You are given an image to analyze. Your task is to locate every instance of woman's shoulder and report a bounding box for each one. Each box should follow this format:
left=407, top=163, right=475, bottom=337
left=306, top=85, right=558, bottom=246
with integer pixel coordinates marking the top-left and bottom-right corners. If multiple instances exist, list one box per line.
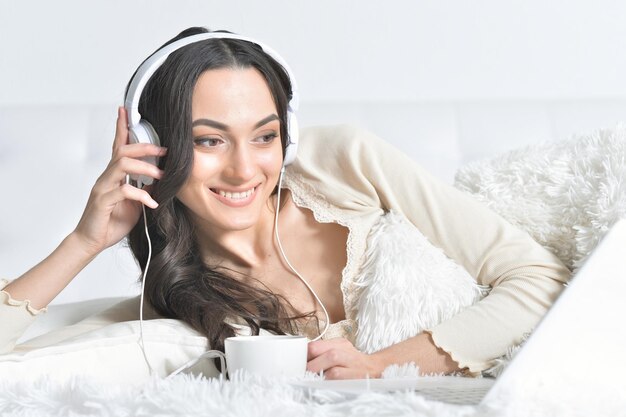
left=296, top=124, right=426, bottom=177
left=286, top=124, right=408, bottom=211
left=295, top=124, right=390, bottom=170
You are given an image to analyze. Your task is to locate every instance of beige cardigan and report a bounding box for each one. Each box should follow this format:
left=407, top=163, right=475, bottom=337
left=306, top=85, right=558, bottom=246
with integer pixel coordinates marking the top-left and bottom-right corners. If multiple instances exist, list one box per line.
left=0, top=125, right=571, bottom=373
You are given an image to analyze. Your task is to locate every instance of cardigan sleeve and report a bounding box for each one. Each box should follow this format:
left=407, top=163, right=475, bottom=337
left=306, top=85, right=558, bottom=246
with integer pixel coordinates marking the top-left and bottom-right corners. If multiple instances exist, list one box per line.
left=294, top=125, right=571, bottom=373
left=0, top=279, right=48, bottom=354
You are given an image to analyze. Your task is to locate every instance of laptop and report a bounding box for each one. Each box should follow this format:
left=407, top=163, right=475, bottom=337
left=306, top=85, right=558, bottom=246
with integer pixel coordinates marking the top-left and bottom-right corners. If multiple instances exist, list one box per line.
left=294, top=219, right=626, bottom=410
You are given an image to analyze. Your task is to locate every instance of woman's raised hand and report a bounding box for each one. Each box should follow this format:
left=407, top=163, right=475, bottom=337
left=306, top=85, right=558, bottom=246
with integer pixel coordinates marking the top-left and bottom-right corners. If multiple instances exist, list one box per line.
left=3, top=107, right=168, bottom=310
left=72, top=107, right=167, bottom=256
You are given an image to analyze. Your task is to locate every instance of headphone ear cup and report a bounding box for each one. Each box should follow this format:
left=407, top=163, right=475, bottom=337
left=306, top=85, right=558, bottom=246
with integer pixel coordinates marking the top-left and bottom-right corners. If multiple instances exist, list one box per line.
left=130, top=120, right=160, bottom=146
left=283, top=111, right=299, bottom=166
left=128, top=121, right=161, bottom=188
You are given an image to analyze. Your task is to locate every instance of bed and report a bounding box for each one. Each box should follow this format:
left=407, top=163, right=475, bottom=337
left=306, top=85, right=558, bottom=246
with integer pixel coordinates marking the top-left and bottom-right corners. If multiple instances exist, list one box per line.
left=1, top=105, right=625, bottom=416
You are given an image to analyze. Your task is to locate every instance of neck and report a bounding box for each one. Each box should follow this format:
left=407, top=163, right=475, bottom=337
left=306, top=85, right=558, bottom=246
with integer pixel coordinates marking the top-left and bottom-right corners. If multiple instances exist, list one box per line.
left=194, top=194, right=283, bottom=271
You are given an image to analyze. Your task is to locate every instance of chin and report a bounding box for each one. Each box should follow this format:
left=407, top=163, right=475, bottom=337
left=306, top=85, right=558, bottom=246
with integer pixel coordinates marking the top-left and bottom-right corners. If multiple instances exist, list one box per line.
left=218, top=215, right=260, bottom=232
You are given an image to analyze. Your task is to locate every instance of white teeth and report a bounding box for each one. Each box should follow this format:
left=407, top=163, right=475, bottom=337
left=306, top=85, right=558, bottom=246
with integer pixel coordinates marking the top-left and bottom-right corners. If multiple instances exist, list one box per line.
left=217, top=187, right=254, bottom=199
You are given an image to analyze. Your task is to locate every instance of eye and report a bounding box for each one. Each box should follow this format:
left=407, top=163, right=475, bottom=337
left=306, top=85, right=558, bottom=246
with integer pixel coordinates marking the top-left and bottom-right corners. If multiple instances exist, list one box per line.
left=254, top=132, right=278, bottom=144
left=194, top=137, right=223, bottom=147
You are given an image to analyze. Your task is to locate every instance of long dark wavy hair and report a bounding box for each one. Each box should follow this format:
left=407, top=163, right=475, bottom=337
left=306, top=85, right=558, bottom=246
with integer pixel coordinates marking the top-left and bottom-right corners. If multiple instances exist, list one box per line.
left=126, top=27, right=313, bottom=356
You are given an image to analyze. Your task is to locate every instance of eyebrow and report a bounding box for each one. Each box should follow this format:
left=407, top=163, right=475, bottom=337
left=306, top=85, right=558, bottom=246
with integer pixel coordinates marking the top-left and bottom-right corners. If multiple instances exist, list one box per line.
left=191, top=114, right=279, bottom=131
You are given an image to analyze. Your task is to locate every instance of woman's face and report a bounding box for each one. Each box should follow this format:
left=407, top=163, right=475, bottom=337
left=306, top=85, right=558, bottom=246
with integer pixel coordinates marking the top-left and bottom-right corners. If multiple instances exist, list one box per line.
left=177, top=67, right=284, bottom=234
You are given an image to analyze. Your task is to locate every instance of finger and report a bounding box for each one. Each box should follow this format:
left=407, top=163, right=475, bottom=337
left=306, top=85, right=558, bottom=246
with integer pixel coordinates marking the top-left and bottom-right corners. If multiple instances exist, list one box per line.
left=323, top=366, right=365, bottom=380
left=93, top=159, right=163, bottom=199
left=307, top=338, right=351, bottom=361
left=106, top=156, right=164, bottom=186
left=112, top=106, right=129, bottom=154
left=307, top=348, right=351, bottom=374
left=100, top=182, right=159, bottom=209
left=114, top=142, right=167, bottom=160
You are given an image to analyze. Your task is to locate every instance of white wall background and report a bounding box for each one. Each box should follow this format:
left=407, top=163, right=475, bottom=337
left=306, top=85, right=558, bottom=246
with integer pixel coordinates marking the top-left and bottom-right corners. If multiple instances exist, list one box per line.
left=3, top=0, right=626, bottom=104
left=1, top=0, right=626, bottom=304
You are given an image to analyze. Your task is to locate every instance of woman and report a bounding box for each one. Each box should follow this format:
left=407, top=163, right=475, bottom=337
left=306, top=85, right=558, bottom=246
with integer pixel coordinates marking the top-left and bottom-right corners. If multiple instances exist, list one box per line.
left=0, top=27, right=570, bottom=379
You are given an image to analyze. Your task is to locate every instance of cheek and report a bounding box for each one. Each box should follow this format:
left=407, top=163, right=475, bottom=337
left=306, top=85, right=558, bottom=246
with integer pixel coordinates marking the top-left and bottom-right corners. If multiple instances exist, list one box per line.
left=175, top=154, right=218, bottom=200
left=257, top=146, right=285, bottom=172
left=188, top=153, right=222, bottom=181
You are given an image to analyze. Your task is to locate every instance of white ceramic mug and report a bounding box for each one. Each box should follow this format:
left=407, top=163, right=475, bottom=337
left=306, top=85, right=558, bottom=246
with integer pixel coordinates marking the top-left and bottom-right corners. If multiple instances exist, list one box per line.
left=224, top=335, right=308, bottom=377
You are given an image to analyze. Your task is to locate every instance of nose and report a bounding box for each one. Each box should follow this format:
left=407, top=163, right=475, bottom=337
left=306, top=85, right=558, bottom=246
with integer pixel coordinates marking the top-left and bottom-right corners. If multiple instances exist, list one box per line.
left=224, top=142, right=255, bottom=183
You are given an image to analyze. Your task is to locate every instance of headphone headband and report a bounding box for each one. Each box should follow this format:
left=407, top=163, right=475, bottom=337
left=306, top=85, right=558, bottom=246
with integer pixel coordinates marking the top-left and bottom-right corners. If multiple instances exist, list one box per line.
left=124, top=31, right=299, bottom=128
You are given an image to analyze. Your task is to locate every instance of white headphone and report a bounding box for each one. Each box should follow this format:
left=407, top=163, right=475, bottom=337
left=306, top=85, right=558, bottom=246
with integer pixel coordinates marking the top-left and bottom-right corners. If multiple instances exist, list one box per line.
left=124, top=31, right=300, bottom=189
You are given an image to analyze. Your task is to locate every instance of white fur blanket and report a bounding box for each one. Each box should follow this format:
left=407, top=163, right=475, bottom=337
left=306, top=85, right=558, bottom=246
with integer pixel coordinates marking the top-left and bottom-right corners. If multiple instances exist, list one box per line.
left=2, top=125, right=625, bottom=417
left=0, top=368, right=615, bottom=417
left=454, top=123, right=626, bottom=272
left=1, top=372, right=476, bottom=417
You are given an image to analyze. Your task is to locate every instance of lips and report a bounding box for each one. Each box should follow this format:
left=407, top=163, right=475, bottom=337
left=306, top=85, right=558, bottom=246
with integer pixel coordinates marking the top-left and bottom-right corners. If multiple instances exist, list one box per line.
left=209, top=185, right=258, bottom=207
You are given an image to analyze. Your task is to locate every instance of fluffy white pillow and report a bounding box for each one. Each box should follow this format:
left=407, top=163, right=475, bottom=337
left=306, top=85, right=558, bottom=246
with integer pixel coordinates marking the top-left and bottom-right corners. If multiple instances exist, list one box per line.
left=454, top=124, right=626, bottom=271
left=0, top=319, right=219, bottom=384
left=16, top=297, right=128, bottom=344
left=354, top=210, right=487, bottom=354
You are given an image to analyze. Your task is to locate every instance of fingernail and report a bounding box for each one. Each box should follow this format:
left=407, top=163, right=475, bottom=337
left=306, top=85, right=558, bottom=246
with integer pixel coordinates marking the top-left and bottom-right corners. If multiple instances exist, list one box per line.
left=150, top=199, right=159, bottom=209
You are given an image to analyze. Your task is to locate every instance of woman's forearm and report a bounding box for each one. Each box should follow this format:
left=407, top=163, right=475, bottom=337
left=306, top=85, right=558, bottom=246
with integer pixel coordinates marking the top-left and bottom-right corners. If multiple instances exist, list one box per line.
left=3, top=232, right=99, bottom=310
left=307, top=332, right=463, bottom=379
left=372, top=332, right=463, bottom=376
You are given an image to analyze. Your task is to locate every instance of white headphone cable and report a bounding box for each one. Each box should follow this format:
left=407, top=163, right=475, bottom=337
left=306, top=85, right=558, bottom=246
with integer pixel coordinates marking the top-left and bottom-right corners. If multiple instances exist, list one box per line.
left=274, top=167, right=330, bottom=341
left=137, top=200, right=230, bottom=379
left=138, top=203, right=155, bottom=375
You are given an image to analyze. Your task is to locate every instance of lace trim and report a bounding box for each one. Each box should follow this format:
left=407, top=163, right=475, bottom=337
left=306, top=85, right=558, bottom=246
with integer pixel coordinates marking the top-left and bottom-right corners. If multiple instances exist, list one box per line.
left=423, top=329, right=482, bottom=377
left=321, top=319, right=357, bottom=344
left=0, top=279, right=48, bottom=316
left=282, top=171, right=369, bottom=331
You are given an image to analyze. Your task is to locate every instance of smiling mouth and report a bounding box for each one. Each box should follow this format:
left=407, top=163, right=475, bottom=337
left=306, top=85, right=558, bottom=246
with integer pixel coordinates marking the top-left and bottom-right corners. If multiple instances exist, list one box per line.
left=209, top=186, right=257, bottom=201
